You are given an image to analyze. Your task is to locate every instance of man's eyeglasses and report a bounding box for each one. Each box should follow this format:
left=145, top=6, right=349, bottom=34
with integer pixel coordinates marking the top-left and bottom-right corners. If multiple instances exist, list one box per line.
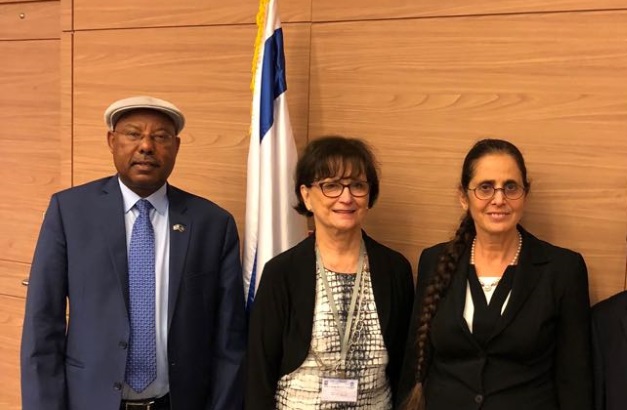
left=315, top=181, right=370, bottom=198
left=114, top=130, right=175, bottom=145
left=468, top=182, right=526, bottom=200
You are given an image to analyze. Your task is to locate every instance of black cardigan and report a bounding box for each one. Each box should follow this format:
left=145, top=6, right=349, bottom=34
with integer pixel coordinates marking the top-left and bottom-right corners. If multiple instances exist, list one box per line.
left=245, top=232, right=415, bottom=409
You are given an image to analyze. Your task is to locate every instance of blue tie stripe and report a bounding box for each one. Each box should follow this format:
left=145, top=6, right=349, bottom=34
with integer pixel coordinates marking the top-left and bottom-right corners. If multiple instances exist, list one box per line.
left=125, top=199, right=157, bottom=392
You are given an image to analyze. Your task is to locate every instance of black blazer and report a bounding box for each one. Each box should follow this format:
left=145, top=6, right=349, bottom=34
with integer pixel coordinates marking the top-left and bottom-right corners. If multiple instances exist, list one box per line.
left=398, top=227, right=593, bottom=410
left=591, top=291, right=627, bottom=410
left=245, top=232, right=415, bottom=409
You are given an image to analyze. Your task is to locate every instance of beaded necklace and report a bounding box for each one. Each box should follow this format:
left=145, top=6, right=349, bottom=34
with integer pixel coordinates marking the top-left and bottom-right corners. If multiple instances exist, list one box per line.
left=471, top=231, right=522, bottom=292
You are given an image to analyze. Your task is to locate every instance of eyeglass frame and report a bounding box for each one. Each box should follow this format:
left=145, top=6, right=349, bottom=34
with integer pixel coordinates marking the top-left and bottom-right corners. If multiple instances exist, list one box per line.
left=312, top=180, right=371, bottom=198
left=467, top=182, right=527, bottom=200
left=112, top=129, right=177, bottom=145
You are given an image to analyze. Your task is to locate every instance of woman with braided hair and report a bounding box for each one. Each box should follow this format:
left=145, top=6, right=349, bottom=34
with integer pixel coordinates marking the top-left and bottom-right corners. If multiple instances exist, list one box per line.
left=397, top=139, right=592, bottom=410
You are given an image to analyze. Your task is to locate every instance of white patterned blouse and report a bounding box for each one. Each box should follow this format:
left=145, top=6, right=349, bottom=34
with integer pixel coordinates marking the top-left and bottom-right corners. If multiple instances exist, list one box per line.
left=275, top=256, right=392, bottom=409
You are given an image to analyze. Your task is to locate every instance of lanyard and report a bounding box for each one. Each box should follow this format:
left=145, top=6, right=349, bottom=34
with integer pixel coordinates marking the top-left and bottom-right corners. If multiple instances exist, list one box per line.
left=315, top=240, right=366, bottom=367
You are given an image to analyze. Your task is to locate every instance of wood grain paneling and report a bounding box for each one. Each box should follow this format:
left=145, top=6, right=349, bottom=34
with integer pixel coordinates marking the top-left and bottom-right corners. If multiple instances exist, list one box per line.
left=313, top=0, right=627, bottom=22
left=0, top=295, right=25, bottom=410
left=74, top=0, right=310, bottom=30
left=0, top=40, right=62, bottom=264
left=0, top=1, right=59, bottom=40
left=72, top=23, right=310, bottom=236
left=0, top=0, right=44, bottom=3
left=61, top=0, right=72, bottom=31
left=309, top=12, right=627, bottom=303
left=0, top=260, right=29, bottom=299
left=61, top=32, right=73, bottom=187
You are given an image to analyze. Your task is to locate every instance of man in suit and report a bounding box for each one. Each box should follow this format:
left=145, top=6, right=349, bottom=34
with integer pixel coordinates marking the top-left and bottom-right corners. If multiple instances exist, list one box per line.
left=21, top=96, right=247, bottom=410
left=592, top=291, right=627, bottom=410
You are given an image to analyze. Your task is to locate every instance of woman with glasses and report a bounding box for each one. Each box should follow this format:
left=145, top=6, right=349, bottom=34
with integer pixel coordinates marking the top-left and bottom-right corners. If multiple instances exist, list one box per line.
left=398, top=139, right=592, bottom=410
left=246, top=135, right=414, bottom=409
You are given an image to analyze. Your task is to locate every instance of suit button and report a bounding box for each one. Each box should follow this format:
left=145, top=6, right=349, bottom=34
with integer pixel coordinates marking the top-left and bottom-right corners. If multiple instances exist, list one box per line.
left=113, top=382, right=122, bottom=391
left=474, top=394, right=484, bottom=404
left=119, top=341, right=128, bottom=349
left=169, top=361, right=176, bottom=367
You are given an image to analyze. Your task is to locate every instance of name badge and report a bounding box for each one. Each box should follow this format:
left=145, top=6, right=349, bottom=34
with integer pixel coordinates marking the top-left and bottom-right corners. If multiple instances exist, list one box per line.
left=321, top=377, right=359, bottom=403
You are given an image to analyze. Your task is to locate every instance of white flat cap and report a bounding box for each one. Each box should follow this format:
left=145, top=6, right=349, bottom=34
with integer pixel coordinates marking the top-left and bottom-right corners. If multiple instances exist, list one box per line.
left=104, top=96, right=185, bottom=134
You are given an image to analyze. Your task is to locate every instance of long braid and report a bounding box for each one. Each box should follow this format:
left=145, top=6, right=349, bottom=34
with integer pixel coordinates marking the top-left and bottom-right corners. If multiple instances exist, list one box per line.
left=404, top=213, right=475, bottom=409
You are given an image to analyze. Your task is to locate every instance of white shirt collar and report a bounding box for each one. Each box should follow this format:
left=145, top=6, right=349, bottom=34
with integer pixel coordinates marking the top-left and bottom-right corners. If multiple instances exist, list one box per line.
left=117, top=178, right=168, bottom=215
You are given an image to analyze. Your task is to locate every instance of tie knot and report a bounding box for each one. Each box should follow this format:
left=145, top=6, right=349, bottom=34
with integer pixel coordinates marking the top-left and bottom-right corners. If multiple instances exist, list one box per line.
left=135, top=199, right=153, bottom=216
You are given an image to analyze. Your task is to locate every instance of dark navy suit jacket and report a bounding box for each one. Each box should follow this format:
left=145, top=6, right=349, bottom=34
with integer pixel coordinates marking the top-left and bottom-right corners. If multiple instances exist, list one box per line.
left=21, top=176, right=246, bottom=410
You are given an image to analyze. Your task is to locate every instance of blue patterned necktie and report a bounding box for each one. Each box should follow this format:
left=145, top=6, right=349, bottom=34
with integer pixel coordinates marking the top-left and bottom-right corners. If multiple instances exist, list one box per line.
left=125, top=199, right=157, bottom=392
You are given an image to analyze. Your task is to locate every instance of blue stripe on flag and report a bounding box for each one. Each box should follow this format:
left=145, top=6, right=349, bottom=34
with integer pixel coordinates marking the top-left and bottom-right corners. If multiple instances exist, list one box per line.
left=246, top=254, right=258, bottom=312
left=259, top=27, right=287, bottom=140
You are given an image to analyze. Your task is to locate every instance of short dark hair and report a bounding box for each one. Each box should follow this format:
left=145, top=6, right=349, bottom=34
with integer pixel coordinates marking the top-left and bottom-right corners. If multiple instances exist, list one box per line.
left=294, top=135, right=380, bottom=216
left=461, top=138, right=531, bottom=193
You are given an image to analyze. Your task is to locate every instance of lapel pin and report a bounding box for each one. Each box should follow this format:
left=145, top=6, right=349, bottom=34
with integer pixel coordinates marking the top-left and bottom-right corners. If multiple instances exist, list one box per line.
left=172, top=224, right=185, bottom=233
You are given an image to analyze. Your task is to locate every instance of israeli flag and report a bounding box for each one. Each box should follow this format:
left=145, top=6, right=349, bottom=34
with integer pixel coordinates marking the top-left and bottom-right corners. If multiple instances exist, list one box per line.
left=243, top=0, right=307, bottom=309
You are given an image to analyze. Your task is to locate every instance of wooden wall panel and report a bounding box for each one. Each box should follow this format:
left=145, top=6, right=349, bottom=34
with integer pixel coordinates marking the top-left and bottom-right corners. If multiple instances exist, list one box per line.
left=0, top=1, right=59, bottom=40
left=61, top=32, right=73, bottom=187
left=73, top=0, right=310, bottom=30
left=0, top=0, right=43, bottom=3
left=309, top=12, right=627, bottom=303
left=61, top=0, right=72, bottom=31
left=0, top=40, right=62, bottom=264
left=72, top=23, right=311, bottom=235
left=313, top=0, right=627, bottom=22
left=0, top=4, right=60, bottom=408
left=0, top=261, right=29, bottom=299
left=0, top=296, right=25, bottom=410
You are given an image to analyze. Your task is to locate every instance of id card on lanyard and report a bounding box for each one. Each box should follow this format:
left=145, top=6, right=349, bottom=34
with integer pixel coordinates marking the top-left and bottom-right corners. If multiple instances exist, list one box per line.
left=321, top=378, right=359, bottom=403
left=316, top=240, right=366, bottom=403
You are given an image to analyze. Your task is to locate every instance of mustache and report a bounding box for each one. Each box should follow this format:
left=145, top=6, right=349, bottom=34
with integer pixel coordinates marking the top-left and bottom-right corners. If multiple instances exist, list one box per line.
left=131, top=156, right=159, bottom=166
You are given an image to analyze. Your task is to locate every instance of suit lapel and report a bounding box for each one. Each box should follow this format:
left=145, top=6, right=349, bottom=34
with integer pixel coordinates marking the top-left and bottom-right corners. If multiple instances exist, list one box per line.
left=620, top=306, right=627, bottom=342
left=366, top=234, right=391, bottom=335
left=99, top=177, right=130, bottom=312
left=490, top=228, right=546, bottom=340
left=450, top=247, right=481, bottom=347
left=166, top=185, right=191, bottom=328
left=291, top=235, right=317, bottom=344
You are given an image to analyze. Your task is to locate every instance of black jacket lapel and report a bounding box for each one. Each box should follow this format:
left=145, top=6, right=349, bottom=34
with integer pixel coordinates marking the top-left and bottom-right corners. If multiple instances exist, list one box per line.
left=490, top=227, right=546, bottom=341
left=365, top=233, right=391, bottom=336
